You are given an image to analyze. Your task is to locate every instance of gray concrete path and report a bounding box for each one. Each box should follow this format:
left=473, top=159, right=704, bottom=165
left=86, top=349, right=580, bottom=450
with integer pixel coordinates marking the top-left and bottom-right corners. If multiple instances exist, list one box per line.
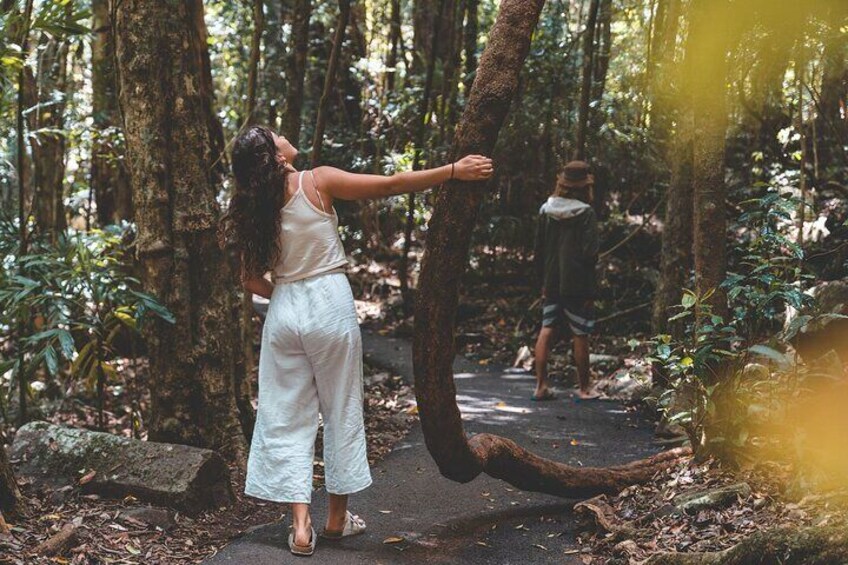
left=205, top=330, right=661, bottom=564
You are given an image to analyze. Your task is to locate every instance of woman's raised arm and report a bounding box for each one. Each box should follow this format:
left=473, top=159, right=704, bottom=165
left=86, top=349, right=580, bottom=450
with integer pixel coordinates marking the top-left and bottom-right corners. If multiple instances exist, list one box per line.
left=313, top=155, right=493, bottom=201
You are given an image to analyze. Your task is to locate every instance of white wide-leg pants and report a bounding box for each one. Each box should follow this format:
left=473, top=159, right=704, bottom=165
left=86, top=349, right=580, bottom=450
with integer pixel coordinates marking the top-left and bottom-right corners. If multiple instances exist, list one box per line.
left=244, top=272, right=372, bottom=503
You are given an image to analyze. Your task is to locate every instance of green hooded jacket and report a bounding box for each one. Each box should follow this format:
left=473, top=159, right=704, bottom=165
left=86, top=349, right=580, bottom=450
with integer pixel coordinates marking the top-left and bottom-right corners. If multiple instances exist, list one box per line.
left=534, top=196, right=599, bottom=300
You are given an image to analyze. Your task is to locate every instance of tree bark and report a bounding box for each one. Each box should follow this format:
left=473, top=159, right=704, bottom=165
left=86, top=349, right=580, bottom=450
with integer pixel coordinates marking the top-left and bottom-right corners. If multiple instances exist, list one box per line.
left=282, top=0, right=311, bottom=145
left=91, top=0, right=132, bottom=225
left=32, top=7, right=72, bottom=239
left=0, top=442, right=26, bottom=519
left=647, top=0, right=681, bottom=150
left=573, top=0, right=600, bottom=160
left=817, top=3, right=848, bottom=170
left=114, top=0, right=248, bottom=463
left=311, top=0, right=350, bottom=167
left=412, top=0, right=687, bottom=496
left=689, top=0, right=731, bottom=317
left=651, top=0, right=691, bottom=335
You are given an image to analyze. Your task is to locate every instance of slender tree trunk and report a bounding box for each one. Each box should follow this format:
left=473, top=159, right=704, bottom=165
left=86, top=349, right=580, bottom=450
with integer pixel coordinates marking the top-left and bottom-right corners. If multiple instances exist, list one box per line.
left=399, top=0, right=447, bottom=315
left=573, top=0, right=600, bottom=160
left=591, top=0, right=612, bottom=106
left=32, top=6, right=72, bottom=239
left=246, top=0, right=264, bottom=125
left=386, top=0, right=402, bottom=92
left=235, top=0, right=266, bottom=443
left=311, top=0, right=350, bottom=167
left=91, top=0, right=132, bottom=225
left=412, top=0, right=687, bottom=495
left=463, top=0, right=478, bottom=94
left=15, top=0, right=35, bottom=429
left=114, top=0, right=248, bottom=463
left=282, top=0, right=311, bottom=144
left=690, top=0, right=731, bottom=318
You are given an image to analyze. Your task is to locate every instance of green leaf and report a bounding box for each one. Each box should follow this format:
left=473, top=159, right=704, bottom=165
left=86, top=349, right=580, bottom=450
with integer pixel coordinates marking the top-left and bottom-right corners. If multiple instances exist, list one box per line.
left=749, top=344, right=791, bottom=367
left=44, top=345, right=59, bottom=376
left=681, top=292, right=696, bottom=309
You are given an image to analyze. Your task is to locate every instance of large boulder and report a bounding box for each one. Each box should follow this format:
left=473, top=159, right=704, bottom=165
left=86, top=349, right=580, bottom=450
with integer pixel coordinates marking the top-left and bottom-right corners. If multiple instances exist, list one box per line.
left=11, top=421, right=233, bottom=514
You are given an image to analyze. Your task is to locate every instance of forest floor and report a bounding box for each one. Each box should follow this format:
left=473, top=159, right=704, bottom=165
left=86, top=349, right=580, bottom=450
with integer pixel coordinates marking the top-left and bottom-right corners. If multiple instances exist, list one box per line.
left=6, top=259, right=846, bottom=563
left=2, top=361, right=417, bottom=565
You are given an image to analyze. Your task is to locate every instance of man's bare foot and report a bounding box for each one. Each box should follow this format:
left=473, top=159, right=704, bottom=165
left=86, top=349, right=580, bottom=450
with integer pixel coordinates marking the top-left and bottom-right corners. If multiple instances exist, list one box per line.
left=576, top=388, right=600, bottom=400
left=532, top=387, right=555, bottom=401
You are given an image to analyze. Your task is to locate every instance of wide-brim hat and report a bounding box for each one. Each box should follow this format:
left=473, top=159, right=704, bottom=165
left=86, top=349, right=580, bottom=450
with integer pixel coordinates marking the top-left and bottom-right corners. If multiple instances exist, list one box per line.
left=559, top=160, right=594, bottom=188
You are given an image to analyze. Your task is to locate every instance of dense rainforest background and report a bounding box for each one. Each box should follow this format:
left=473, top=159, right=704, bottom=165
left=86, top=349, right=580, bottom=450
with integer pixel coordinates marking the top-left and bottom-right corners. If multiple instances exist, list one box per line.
left=0, top=0, right=847, bottom=563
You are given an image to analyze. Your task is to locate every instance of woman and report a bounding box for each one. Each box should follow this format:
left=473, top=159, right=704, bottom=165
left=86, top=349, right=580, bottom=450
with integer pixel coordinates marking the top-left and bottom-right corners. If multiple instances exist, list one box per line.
left=220, top=125, right=493, bottom=556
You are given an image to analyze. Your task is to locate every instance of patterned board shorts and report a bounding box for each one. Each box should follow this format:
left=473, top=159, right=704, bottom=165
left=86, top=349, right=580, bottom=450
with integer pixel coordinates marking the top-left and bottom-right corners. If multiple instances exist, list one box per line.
left=541, top=299, right=596, bottom=336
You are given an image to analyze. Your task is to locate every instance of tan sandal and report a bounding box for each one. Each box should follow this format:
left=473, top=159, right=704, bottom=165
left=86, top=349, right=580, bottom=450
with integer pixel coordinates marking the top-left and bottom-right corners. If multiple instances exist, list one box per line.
left=288, top=526, right=316, bottom=556
left=321, top=510, right=367, bottom=540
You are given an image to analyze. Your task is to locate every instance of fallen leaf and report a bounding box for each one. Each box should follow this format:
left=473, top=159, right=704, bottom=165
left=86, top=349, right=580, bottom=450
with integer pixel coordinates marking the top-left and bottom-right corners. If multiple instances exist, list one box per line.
left=378, top=510, right=392, bottom=514
left=383, top=536, right=404, bottom=544
left=79, top=470, right=97, bottom=485
left=533, top=544, right=549, bottom=551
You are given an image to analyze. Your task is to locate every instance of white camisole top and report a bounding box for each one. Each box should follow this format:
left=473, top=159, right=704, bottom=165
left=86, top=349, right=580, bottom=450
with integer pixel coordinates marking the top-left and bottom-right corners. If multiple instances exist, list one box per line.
left=272, top=170, right=348, bottom=283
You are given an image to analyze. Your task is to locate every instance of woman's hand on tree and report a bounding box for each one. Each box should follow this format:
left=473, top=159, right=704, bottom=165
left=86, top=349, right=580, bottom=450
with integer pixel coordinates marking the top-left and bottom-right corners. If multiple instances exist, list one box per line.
left=453, top=155, right=494, bottom=181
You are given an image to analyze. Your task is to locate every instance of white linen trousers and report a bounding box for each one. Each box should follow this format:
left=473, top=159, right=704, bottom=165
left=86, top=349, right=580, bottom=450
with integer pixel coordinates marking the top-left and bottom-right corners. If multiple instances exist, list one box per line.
left=244, top=272, right=372, bottom=503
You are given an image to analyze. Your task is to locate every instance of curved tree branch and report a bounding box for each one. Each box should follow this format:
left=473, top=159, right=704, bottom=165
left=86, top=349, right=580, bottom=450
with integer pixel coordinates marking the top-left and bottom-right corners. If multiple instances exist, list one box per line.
left=412, top=0, right=688, bottom=499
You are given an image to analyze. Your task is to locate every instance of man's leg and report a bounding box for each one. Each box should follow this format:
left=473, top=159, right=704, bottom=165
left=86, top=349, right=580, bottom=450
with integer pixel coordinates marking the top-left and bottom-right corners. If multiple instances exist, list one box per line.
left=534, top=326, right=558, bottom=398
left=572, top=334, right=598, bottom=399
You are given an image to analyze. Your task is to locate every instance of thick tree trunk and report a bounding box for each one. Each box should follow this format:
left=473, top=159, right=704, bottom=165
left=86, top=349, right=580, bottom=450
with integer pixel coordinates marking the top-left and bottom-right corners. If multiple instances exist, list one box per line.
left=114, top=0, right=248, bottom=463
left=690, top=0, right=731, bottom=317
left=647, top=0, right=681, bottom=149
left=311, top=0, right=350, bottom=167
left=0, top=442, right=26, bottom=519
left=573, top=0, right=600, bottom=160
left=652, top=117, right=693, bottom=335
left=32, top=14, right=71, bottom=239
left=412, top=0, right=687, bottom=496
left=651, top=1, right=691, bottom=335
left=91, top=0, right=132, bottom=226
left=817, top=4, right=848, bottom=170
left=282, top=0, right=311, bottom=145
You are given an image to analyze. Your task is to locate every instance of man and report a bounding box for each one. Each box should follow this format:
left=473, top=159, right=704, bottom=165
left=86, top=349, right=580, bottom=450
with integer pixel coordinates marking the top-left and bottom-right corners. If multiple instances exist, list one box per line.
left=532, top=160, right=600, bottom=401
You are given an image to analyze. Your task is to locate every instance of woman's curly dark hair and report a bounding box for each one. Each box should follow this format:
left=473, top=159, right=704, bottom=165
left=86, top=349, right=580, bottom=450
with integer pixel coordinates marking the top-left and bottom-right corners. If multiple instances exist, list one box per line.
left=219, top=125, right=288, bottom=279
